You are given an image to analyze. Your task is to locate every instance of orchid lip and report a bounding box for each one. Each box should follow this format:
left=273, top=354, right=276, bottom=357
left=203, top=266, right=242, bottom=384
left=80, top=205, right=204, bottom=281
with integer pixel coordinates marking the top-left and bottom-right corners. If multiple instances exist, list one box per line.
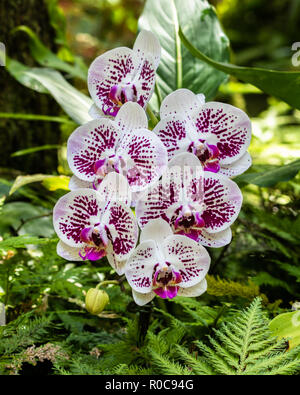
left=152, top=264, right=182, bottom=299
left=189, top=141, right=221, bottom=173
left=79, top=224, right=109, bottom=261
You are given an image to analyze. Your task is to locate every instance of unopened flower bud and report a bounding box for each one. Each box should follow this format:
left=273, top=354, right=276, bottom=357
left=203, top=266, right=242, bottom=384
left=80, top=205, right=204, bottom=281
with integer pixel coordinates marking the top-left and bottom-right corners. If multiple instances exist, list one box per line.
left=85, top=288, right=109, bottom=315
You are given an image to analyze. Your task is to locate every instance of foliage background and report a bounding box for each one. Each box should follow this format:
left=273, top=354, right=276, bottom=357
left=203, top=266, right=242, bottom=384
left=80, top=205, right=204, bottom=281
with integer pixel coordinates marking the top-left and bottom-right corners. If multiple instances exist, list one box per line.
left=0, top=0, right=299, bottom=375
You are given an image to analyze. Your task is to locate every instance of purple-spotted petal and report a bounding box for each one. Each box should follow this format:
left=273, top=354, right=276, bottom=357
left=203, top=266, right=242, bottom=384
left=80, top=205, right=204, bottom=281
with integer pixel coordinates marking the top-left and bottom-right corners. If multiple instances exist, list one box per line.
left=102, top=202, right=138, bottom=259
left=106, top=247, right=127, bottom=275
left=153, top=117, right=189, bottom=160
left=56, top=241, right=82, bottom=262
left=113, top=101, right=148, bottom=132
left=133, top=29, right=161, bottom=70
left=192, top=227, right=232, bottom=248
left=88, top=47, right=135, bottom=114
left=160, top=89, right=205, bottom=119
left=134, top=57, right=156, bottom=109
left=162, top=235, right=210, bottom=288
left=202, top=172, right=242, bottom=233
left=69, top=175, right=94, bottom=191
left=124, top=240, right=159, bottom=293
left=53, top=188, right=103, bottom=247
left=135, top=176, right=182, bottom=228
left=117, top=128, right=168, bottom=192
left=96, top=173, right=131, bottom=207
left=219, top=151, right=252, bottom=178
left=132, top=289, right=155, bottom=306
left=178, top=278, right=207, bottom=297
left=193, top=102, right=251, bottom=165
left=67, top=118, right=119, bottom=181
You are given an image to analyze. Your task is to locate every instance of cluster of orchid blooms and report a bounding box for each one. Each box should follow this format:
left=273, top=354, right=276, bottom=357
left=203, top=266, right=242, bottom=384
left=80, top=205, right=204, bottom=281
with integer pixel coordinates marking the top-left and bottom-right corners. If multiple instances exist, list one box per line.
left=53, top=30, right=252, bottom=306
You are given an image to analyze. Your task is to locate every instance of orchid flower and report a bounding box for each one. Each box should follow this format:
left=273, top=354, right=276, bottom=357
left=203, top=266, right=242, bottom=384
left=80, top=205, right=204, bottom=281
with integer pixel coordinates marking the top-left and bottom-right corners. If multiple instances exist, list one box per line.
left=53, top=174, right=138, bottom=275
left=67, top=102, right=168, bottom=195
left=124, top=219, right=210, bottom=306
left=136, top=152, right=243, bottom=248
left=88, top=30, right=161, bottom=118
left=153, top=88, right=252, bottom=177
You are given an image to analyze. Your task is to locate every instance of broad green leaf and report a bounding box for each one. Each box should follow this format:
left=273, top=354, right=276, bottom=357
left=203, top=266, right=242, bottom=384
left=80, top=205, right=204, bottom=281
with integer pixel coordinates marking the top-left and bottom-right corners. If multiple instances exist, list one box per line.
left=269, top=311, right=300, bottom=350
left=9, top=174, right=70, bottom=195
left=138, top=0, right=229, bottom=111
left=235, top=159, right=300, bottom=187
left=6, top=59, right=92, bottom=124
left=13, top=26, right=87, bottom=80
left=0, top=202, right=54, bottom=238
left=179, top=27, right=300, bottom=110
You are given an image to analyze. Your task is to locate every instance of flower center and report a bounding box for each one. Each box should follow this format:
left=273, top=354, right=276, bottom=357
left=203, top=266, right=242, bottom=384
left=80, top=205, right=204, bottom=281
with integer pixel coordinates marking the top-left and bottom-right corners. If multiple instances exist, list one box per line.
left=171, top=204, right=205, bottom=240
left=152, top=263, right=182, bottom=299
left=189, top=140, right=220, bottom=173
left=103, top=83, right=138, bottom=116
left=93, top=155, right=127, bottom=189
left=79, top=223, right=108, bottom=261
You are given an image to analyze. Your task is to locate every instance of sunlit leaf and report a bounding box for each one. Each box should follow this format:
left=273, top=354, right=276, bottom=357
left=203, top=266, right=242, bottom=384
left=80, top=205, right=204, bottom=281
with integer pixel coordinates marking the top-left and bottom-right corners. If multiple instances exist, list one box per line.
left=179, top=27, right=300, bottom=110
left=9, top=174, right=70, bottom=195
left=6, top=59, right=92, bottom=124
left=269, top=311, right=300, bottom=350
left=42, top=175, right=70, bottom=191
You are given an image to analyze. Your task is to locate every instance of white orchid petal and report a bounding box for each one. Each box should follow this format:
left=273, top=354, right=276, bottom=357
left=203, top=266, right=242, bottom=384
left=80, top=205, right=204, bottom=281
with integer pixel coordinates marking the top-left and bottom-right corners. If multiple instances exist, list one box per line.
left=132, top=289, right=156, bottom=306
left=88, top=104, right=104, bottom=119
left=196, top=227, right=232, bottom=248
left=53, top=188, right=104, bottom=247
left=88, top=47, right=135, bottom=113
left=56, top=241, right=82, bottom=261
left=69, top=175, right=93, bottom=191
left=153, top=116, right=189, bottom=160
left=96, top=173, right=131, bottom=206
left=125, top=240, right=159, bottom=293
left=160, top=89, right=203, bottom=119
left=178, top=278, right=207, bottom=297
left=114, top=101, right=148, bottom=132
left=163, top=235, right=210, bottom=288
left=101, top=201, right=138, bottom=260
left=219, top=151, right=252, bottom=178
left=193, top=101, right=251, bottom=165
left=67, top=118, right=119, bottom=181
left=202, top=172, right=243, bottom=233
left=118, top=128, right=168, bottom=192
left=140, top=218, right=173, bottom=244
left=133, top=29, right=161, bottom=70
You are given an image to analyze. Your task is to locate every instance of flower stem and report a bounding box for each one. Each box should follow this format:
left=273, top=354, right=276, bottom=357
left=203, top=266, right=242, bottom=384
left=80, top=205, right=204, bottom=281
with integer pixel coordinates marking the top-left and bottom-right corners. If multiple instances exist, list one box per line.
left=146, top=104, right=159, bottom=128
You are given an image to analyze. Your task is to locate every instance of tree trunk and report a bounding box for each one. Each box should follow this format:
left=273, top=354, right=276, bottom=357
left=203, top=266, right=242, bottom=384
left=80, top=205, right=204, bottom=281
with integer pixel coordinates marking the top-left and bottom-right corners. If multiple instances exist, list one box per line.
left=0, top=0, right=62, bottom=174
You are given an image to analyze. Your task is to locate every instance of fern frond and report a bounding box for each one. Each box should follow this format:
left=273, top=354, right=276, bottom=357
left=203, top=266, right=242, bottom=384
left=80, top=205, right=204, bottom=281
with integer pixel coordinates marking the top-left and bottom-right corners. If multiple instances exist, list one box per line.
left=175, top=298, right=300, bottom=375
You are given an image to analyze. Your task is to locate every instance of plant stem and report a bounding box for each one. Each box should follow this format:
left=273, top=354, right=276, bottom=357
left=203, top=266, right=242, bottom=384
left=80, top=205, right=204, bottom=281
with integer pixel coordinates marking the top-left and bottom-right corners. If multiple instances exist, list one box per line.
left=146, top=104, right=159, bottom=128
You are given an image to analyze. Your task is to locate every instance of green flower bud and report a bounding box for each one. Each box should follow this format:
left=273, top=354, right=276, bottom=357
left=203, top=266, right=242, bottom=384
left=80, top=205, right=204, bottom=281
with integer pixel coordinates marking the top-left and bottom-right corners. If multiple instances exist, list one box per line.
left=85, top=288, right=109, bottom=315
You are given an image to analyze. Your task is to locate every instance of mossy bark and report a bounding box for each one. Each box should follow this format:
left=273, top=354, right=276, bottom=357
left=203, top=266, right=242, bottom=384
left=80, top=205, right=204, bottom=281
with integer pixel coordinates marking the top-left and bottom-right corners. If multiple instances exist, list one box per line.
left=0, top=0, right=62, bottom=174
